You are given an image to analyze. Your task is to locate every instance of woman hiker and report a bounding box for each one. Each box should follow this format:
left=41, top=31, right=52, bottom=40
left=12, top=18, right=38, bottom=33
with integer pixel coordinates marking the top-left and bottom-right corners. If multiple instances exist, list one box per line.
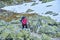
left=20, top=16, right=28, bottom=29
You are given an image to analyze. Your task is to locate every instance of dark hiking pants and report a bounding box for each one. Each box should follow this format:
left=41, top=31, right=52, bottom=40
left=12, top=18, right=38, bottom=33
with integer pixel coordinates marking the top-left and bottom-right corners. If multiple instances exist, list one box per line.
left=22, top=24, right=27, bottom=29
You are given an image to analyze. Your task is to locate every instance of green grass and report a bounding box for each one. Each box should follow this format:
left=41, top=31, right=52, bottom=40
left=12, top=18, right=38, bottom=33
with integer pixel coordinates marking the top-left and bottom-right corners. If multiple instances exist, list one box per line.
left=31, top=2, right=38, bottom=6
left=42, top=0, right=54, bottom=3
left=26, top=9, right=34, bottom=12
left=45, top=11, right=58, bottom=16
left=0, top=12, right=60, bottom=40
left=46, top=5, right=52, bottom=7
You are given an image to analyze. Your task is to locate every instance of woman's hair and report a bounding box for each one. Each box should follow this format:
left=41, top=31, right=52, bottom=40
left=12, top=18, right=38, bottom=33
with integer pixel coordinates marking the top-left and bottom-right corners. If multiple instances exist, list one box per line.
left=22, top=16, right=26, bottom=19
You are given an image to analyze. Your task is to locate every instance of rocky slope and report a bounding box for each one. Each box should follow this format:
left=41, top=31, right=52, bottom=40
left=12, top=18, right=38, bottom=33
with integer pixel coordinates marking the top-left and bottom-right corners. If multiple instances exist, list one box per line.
left=0, top=9, right=60, bottom=40
left=0, top=0, right=60, bottom=40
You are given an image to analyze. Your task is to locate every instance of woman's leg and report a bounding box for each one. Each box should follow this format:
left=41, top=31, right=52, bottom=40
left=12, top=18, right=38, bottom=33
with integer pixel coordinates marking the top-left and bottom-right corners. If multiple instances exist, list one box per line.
left=22, top=24, right=24, bottom=29
left=25, top=24, right=27, bottom=28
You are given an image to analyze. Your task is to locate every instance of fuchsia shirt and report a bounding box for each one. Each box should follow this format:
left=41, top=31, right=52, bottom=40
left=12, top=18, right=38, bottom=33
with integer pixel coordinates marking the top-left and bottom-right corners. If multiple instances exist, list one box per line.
left=22, top=18, right=27, bottom=25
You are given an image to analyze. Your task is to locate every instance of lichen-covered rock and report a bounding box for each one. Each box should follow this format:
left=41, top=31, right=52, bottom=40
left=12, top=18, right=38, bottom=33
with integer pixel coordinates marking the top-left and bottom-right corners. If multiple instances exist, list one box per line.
left=41, top=33, right=51, bottom=40
left=56, top=32, right=60, bottom=37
